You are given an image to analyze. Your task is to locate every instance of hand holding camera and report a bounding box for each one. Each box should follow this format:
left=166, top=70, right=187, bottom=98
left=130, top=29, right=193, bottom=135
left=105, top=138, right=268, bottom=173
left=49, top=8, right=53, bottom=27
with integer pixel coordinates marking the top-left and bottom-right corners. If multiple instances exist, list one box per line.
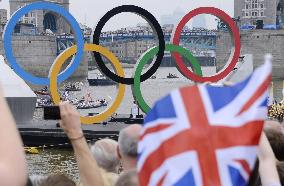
left=58, top=102, right=83, bottom=140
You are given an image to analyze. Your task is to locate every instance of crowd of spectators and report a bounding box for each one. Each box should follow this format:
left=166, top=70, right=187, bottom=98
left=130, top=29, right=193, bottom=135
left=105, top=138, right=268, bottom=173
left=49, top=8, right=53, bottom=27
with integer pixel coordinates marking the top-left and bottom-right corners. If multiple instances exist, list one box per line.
left=1, top=82, right=284, bottom=186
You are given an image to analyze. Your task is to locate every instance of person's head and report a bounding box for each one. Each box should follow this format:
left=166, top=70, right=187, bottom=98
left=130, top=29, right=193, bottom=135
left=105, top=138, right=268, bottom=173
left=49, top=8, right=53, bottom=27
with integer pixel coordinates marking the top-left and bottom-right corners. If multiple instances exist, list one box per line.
left=90, top=138, right=120, bottom=173
left=115, top=169, right=139, bottom=186
left=117, top=124, right=142, bottom=171
left=38, top=174, right=75, bottom=186
left=265, top=129, right=284, bottom=161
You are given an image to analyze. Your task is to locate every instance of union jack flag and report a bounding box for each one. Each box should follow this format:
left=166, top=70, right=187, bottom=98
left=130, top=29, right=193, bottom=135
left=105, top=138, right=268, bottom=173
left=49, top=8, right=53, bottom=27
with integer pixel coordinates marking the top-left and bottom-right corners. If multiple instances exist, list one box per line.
left=138, top=61, right=272, bottom=186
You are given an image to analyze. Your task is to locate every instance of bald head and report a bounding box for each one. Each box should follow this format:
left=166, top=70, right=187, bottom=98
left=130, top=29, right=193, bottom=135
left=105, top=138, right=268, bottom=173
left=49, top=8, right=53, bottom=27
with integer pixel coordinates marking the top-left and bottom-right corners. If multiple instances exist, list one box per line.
left=91, top=139, right=119, bottom=172
left=118, top=124, right=142, bottom=158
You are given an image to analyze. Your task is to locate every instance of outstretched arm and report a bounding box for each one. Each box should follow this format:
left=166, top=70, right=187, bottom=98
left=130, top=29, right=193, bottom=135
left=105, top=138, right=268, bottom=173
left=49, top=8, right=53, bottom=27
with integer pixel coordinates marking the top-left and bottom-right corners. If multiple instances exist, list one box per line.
left=258, top=132, right=281, bottom=186
left=0, top=87, right=27, bottom=186
left=59, top=102, right=104, bottom=186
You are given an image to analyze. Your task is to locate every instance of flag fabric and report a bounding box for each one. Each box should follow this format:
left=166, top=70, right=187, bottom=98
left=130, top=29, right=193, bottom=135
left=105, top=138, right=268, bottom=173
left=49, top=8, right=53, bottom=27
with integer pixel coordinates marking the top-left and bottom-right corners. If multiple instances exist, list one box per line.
left=138, top=61, right=272, bottom=186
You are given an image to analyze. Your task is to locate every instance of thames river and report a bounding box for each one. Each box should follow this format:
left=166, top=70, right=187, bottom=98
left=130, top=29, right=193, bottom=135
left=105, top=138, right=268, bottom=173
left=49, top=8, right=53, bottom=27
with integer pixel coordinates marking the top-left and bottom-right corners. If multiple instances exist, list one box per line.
left=27, top=67, right=216, bottom=181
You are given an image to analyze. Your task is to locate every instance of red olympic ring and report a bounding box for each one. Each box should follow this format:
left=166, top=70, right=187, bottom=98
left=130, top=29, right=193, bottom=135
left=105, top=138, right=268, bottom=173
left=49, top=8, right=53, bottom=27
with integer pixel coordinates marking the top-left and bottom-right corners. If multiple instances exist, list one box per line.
left=172, top=7, right=241, bottom=83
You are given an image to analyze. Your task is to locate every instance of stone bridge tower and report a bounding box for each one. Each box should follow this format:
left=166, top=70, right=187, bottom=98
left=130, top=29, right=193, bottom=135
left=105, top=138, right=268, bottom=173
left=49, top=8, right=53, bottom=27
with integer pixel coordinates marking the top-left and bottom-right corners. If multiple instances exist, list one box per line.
left=0, top=0, right=87, bottom=81
left=234, top=0, right=284, bottom=28
left=9, top=0, right=71, bottom=34
left=216, top=0, right=284, bottom=101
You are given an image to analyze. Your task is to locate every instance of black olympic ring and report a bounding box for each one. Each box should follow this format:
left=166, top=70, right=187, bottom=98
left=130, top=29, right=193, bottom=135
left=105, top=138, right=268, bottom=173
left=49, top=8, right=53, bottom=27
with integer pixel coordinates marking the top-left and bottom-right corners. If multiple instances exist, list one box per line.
left=93, top=5, right=165, bottom=85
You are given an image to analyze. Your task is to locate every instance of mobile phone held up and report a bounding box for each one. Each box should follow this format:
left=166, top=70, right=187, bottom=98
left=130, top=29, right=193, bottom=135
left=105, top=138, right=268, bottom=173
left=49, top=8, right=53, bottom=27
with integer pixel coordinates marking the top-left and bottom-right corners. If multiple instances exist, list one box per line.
left=44, top=106, right=61, bottom=120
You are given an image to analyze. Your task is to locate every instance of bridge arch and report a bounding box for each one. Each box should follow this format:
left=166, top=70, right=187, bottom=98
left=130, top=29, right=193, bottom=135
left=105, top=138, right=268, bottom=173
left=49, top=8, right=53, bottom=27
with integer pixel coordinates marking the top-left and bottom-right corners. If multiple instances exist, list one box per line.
left=43, top=12, right=57, bottom=32
left=277, top=0, right=284, bottom=26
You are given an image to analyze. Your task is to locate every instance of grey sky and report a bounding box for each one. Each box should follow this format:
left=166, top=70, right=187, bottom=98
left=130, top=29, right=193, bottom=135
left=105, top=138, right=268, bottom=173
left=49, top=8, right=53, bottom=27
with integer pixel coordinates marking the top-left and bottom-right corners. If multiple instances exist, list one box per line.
left=0, top=0, right=234, bottom=31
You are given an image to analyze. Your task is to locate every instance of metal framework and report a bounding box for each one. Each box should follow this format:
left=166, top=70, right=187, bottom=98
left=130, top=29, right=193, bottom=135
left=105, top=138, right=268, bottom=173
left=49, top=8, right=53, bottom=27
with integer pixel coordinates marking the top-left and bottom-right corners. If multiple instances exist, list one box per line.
left=56, top=30, right=217, bottom=55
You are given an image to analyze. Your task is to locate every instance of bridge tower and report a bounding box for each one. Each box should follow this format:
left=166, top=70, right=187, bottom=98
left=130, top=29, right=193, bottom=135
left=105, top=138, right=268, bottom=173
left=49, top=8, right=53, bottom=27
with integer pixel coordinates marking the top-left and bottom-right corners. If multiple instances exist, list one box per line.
left=9, top=0, right=71, bottom=34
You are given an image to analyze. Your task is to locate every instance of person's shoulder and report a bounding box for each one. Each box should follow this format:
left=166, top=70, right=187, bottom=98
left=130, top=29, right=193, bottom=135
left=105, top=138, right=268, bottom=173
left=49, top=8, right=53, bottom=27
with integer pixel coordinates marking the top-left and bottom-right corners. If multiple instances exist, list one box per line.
left=100, top=169, right=119, bottom=186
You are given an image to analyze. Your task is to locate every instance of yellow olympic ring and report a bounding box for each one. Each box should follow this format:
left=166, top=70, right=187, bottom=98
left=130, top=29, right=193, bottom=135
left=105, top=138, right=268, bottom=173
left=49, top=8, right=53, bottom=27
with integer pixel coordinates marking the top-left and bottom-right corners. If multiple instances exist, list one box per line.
left=49, top=44, right=126, bottom=124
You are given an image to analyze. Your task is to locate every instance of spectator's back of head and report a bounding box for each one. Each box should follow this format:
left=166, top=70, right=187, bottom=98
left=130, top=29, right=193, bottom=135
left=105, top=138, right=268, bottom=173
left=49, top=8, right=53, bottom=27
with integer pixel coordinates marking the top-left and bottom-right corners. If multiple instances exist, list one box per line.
left=115, top=169, right=139, bottom=186
left=90, top=138, right=119, bottom=173
left=265, top=129, right=284, bottom=161
left=118, top=124, right=142, bottom=158
left=39, top=174, right=75, bottom=186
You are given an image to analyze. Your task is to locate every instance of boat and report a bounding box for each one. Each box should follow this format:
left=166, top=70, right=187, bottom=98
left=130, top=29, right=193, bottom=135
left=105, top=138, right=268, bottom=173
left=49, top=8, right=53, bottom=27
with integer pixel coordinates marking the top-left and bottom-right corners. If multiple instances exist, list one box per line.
left=65, top=86, right=81, bottom=91
left=34, top=91, right=49, bottom=96
left=36, top=98, right=53, bottom=108
left=64, top=82, right=83, bottom=91
left=24, top=147, right=39, bottom=154
left=76, top=101, right=108, bottom=109
left=88, top=73, right=116, bottom=86
left=67, top=98, right=81, bottom=105
left=150, top=75, right=157, bottom=79
left=34, top=86, right=49, bottom=95
left=63, top=98, right=86, bottom=106
left=167, top=73, right=179, bottom=79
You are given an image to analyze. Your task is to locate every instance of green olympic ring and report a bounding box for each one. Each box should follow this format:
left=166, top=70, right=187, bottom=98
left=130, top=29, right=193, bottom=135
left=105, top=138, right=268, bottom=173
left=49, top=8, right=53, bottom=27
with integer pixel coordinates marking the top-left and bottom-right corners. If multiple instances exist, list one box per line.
left=132, top=43, right=203, bottom=113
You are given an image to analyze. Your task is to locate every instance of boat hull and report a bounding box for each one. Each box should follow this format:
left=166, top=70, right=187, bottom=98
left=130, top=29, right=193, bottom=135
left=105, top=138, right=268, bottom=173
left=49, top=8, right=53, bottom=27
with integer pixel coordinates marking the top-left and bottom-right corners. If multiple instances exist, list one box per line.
left=77, top=103, right=107, bottom=109
left=87, top=79, right=116, bottom=86
left=166, top=76, right=179, bottom=79
left=64, top=88, right=81, bottom=91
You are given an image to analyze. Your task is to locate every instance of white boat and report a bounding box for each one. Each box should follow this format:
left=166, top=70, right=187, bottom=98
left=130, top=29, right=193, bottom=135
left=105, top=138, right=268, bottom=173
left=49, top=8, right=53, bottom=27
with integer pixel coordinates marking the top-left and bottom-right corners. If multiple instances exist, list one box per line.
left=76, top=100, right=108, bottom=109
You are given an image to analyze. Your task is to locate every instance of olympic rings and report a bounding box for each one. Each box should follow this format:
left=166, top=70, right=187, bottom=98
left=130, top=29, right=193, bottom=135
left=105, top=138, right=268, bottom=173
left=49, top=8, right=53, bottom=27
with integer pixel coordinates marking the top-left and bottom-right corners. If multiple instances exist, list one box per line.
left=93, top=5, right=165, bottom=85
left=49, top=44, right=126, bottom=124
left=132, top=44, right=203, bottom=113
left=3, top=2, right=84, bottom=85
left=172, top=7, right=241, bottom=83
left=3, top=3, right=241, bottom=122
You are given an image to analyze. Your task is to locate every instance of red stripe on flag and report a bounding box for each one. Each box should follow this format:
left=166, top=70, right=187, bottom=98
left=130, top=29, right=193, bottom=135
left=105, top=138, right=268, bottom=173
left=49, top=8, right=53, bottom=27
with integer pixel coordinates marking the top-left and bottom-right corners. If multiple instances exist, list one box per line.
left=140, top=123, right=172, bottom=140
left=157, top=172, right=167, bottom=186
left=235, top=160, right=251, bottom=176
left=181, top=86, right=222, bottom=186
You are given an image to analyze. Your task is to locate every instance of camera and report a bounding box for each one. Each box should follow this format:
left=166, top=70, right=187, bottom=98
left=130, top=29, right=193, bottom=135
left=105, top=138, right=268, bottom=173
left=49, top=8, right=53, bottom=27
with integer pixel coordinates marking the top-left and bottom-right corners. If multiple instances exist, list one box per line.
left=44, top=106, right=61, bottom=120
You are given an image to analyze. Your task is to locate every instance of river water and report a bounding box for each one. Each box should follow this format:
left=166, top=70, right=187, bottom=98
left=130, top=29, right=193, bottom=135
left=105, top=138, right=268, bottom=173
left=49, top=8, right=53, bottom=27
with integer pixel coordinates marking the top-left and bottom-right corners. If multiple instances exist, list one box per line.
left=27, top=67, right=216, bottom=181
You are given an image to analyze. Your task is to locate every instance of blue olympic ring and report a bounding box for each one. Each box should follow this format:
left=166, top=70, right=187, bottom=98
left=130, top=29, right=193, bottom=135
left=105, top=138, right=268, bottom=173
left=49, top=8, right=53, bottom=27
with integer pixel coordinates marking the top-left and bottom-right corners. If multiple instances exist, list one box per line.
left=3, top=2, right=84, bottom=85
